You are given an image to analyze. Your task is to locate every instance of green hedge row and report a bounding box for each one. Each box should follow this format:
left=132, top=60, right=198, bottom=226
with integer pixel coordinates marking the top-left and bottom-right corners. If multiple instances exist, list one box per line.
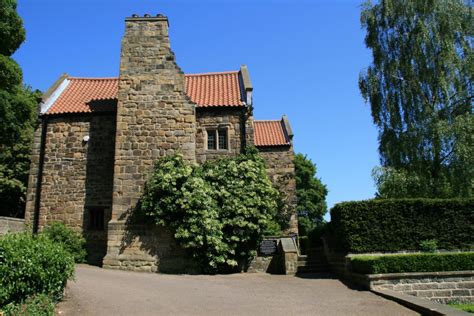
left=328, top=199, right=473, bottom=253
left=350, top=252, right=474, bottom=274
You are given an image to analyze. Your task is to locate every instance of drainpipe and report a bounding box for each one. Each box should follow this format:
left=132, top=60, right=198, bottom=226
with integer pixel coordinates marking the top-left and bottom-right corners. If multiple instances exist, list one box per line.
left=33, top=117, right=48, bottom=234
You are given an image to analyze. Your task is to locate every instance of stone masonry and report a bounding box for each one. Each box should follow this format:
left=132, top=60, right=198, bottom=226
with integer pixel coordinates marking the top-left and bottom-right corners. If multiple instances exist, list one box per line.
left=196, top=108, right=249, bottom=163
left=369, top=271, right=474, bottom=304
left=103, top=15, right=197, bottom=270
left=25, top=114, right=116, bottom=264
left=259, top=146, right=298, bottom=233
left=0, top=217, right=25, bottom=235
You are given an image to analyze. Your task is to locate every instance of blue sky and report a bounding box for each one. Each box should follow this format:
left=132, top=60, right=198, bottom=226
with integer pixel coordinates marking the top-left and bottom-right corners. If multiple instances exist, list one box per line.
left=14, top=0, right=379, bottom=217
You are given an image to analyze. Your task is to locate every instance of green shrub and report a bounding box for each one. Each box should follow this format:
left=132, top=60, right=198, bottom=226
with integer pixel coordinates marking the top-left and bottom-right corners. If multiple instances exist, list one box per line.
left=328, top=199, right=473, bottom=253
left=2, top=294, right=55, bottom=316
left=42, top=222, right=87, bottom=263
left=350, top=252, right=474, bottom=274
left=0, top=232, right=75, bottom=307
left=419, top=239, right=438, bottom=253
left=141, top=149, right=283, bottom=273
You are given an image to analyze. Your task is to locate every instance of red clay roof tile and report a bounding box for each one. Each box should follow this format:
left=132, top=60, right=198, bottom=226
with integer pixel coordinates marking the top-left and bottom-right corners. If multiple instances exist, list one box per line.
left=185, top=71, right=244, bottom=107
left=46, top=77, right=118, bottom=115
left=254, top=120, right=291, bottom=147
left=44, top=71, right=244, bottom=115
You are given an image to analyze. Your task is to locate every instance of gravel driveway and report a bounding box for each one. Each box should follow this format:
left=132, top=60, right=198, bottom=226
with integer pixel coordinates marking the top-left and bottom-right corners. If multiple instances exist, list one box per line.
left=57, top=264, right=418, bottom=315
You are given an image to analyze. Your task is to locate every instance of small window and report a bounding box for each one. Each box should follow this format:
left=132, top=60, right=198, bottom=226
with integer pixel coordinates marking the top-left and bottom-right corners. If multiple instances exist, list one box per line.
left=207, top=130, right=217, bottom=150
left=207, top=129, right=228, bottom=150
left=218, top=129, right=228, bottom=150
left=88, top=208, right=104, bottom=231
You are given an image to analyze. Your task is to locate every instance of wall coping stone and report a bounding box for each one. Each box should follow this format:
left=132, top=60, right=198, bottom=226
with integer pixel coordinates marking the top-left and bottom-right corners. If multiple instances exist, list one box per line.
left=0, top=216, right=25, bottom=223
left=280, top=237, right=298, bottom=253
left=366, top=271, right=474, bottom=281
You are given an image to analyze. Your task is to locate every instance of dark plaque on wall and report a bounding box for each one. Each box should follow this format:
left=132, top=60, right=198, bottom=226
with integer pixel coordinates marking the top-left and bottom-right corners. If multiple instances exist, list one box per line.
left=259, top=239, right=278, bottom=256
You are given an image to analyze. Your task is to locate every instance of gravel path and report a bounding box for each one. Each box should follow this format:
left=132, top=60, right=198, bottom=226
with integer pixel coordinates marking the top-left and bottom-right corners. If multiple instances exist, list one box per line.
left=57, top=264, right=419, bottom=316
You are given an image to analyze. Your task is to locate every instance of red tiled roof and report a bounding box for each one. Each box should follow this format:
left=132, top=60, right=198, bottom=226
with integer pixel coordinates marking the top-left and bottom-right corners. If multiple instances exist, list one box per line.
left=44, top=71, right=244, bottom=115
left=46, top=77, right=118, bottom=115
left=254, top=120, right=291, bottom=147
left=185, top=71, right=244, bottom=107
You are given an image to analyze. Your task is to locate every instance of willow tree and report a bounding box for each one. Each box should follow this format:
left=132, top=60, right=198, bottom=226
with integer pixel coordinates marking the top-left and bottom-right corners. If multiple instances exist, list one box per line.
left=360, top=0, right=473, bottom=198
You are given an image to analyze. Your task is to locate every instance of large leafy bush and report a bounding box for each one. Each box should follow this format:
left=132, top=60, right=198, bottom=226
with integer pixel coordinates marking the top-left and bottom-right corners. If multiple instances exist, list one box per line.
left=42, top=222, right=87, bottom=263
left=0, top=232, right=75, bottom=307
left=141, top=149, right=282, bottom=272
left=328, top=199, right=473, bottom=253
left=350, top=252, right=474, bottom=274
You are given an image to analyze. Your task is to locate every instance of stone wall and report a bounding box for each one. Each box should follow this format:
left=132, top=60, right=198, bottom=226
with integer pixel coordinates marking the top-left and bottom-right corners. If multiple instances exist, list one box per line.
left=105, top=15, right=197, bottom=269
left=367, top=271, right=474, bottom=304
left=196, top=108, right=247, bottom=163
left=25, top=114, right=116, bottom=265
left=110, top=15, right=196, bottom=221
left=103, top=221, right=197, bottom=273
left=259, top=146, right=298, bottom=234
left=0, top=216, right=25, bottom=235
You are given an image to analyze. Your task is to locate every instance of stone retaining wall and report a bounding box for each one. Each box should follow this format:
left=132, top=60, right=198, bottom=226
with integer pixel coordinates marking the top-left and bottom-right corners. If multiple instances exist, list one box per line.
left=367, top=271, right=474, bottom=303
left=0, top=216, right=25, bottom=235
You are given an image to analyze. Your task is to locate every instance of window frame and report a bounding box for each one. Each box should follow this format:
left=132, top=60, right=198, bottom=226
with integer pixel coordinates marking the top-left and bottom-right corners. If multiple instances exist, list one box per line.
left=205, top=127, right=229, bottom=151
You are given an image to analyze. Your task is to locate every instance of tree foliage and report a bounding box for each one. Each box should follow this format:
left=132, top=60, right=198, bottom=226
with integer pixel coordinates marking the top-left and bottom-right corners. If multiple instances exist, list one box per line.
left=0, top=0, right=39, bottom=217
left=359, top=0, right=473, bottom=198
left=140, top=149, right=283, bottom=273
left=294, top=153, right=328, bottom=236
left=0, top=0, right=25, bottom=56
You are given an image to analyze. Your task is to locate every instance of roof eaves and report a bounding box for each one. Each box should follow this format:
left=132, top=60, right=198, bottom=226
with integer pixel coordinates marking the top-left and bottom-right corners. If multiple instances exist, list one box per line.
left=41, top=74, right=70, bottom=115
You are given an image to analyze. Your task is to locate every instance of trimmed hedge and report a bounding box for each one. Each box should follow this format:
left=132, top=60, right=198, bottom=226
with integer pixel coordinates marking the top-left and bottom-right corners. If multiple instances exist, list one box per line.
left=350, top=252, right=474, bottom=274
left=0, top=233, right=75, bottom=307
left=328, top=199, right=473, bottom=253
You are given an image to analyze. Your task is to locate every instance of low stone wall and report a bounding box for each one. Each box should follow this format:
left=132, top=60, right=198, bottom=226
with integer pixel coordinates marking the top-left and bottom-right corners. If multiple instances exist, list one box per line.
left=0, top=216, right=25, bottom=235
left=365, top=271, right=474, bottom=303
left=247, top=255, right=283, bottom=274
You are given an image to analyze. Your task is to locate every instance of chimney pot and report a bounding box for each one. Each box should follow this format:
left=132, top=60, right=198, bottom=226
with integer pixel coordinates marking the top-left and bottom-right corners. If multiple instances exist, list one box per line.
left=156, top=14, right=165, bottom=17
left=132, top=14, right=138, bottom=17
left=144, top=14, right=151, bottom=17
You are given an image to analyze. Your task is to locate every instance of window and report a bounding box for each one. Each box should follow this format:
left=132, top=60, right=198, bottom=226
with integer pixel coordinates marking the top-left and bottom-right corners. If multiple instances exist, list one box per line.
left=207, top=129, right=228, bottom=150
left=218, top=129, right=227, bottom=150
left=88, top=208, right=104, bottom=231
left=207, top=130, right=217, bottom=150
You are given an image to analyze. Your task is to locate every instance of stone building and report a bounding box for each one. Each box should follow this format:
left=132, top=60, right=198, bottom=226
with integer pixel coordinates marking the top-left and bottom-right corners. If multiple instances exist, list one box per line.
left=25, top=14, right=297, bottom=271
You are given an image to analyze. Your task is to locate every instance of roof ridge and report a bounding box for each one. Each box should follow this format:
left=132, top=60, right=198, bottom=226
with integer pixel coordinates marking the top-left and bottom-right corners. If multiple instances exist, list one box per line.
left=255, top=119, right=282, bottom=122
left=185, top=70, right=239, bottom=76
left=68, top=77, right=119, bottom=80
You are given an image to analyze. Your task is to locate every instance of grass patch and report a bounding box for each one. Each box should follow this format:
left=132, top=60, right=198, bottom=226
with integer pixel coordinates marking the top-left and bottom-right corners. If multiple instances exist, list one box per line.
left=448, top=302, right=474, bottom=313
